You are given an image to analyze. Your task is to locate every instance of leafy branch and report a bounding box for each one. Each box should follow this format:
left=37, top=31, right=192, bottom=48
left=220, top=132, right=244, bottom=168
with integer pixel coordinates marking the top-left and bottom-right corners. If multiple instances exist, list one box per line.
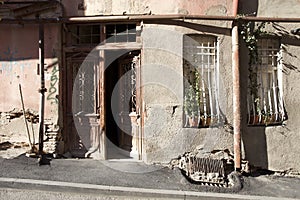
left=240, top=22, right=268, bottom=98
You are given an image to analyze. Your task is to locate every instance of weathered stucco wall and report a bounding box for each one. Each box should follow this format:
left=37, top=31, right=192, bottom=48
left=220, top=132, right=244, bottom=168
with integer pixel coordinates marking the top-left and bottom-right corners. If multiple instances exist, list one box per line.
left=258, top=0, right=300, bottom=17
left=0, top=23, right=61, bottom=156
left=0, top=24, right=60, bottom=120
left=67, top=0, right=233, bottom=16
left=136, top=0, right=300, bottom=172
left=241, top=26, right=300, bottom=172
left=141, top=21, right=234, bottom=163
left=238, top=0, right=300, bottom=172
left=1, top=0, right=299, bottom=172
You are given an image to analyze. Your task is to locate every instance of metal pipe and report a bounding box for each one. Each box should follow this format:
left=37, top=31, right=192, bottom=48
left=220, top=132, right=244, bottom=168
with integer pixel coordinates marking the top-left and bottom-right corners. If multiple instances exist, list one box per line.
left=38, top=23, right=46, bottom=157
left=2, top=0, right=56, bottom=4
left=291, top=28, right=300, bottom=35
left=2, top=15, right=300, bottom=24
left=232, top=0, right=241, bottom=171
left=65, top=15, right=300, bottom=23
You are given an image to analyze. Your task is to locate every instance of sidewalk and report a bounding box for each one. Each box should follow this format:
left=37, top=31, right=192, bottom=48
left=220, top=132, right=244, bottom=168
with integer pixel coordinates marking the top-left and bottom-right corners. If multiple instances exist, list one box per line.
left=0, top=154, right=299, bottom=199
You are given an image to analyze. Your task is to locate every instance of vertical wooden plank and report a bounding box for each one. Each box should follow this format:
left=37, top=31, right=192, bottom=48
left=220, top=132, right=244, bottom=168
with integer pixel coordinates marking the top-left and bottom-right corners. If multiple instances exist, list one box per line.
left=99, top=49, right=106, bottom=159
left=136, top=53, right=142, bottom=160
left=38, top=23, right=45, bottom=157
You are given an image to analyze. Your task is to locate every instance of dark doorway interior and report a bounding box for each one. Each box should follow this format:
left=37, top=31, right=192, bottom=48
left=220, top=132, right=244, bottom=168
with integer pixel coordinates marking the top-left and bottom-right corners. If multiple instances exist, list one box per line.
left=105, top=50, right=140, bottom=159
left=105, top=57, right=120, bottom=148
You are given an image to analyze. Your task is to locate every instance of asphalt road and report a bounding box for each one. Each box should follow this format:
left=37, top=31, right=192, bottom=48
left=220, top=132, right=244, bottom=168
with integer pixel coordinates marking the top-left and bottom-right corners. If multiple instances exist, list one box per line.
left=0, top=186, right=298, bottom=200
left=0, top=155, right=299, bottom=200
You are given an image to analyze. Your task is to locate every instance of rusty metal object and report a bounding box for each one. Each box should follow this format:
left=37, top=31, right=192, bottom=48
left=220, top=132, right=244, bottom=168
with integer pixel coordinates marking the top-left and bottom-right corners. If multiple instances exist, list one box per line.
left=176, top=149, right=235, bottom=187
left=180, top=156, right=227, bottom=186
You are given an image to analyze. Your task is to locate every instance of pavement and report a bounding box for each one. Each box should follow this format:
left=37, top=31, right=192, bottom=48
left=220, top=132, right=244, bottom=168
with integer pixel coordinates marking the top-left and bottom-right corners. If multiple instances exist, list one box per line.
left=0, top=154, right=300, bottom=199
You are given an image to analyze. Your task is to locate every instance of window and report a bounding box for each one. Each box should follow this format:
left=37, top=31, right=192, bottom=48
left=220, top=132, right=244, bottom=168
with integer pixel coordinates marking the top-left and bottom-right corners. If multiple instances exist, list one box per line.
left=67, top=24, right=137, bottom=46
left=247, top=38, right=285, bottom=125
left=70, top=25, right=102, bottom=45
left=105, top=24, right=136, bottom=43
left=72, top=59, right=98, bottom=114
left=183, top=35, right=220, bottom=128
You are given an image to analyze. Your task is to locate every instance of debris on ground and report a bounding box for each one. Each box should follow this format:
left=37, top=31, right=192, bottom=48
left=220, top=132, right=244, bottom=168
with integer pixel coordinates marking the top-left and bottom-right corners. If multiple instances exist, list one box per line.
left=0, top=141, right=13, bottom=150
left=170, top=148, right=244, bottom=189
left=0, top=108, right=39, bottom=159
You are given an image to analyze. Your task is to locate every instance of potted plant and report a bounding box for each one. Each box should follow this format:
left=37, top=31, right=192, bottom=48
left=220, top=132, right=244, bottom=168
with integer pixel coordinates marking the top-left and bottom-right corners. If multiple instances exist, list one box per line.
left=184, top=85, right=199, bottom=127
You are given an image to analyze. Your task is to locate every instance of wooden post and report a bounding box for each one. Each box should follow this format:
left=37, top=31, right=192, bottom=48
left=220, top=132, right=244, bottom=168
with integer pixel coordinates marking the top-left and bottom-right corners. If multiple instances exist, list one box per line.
left=19, top=83, right=33, bottom=150
left=38, top=23, right=46, bottom=157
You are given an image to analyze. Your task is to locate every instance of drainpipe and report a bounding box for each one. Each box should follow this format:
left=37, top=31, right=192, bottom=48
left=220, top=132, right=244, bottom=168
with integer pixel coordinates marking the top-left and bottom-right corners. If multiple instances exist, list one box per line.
left=232, top=0, right=241, bottom=171
left=38, top=23, right=46, bottom=162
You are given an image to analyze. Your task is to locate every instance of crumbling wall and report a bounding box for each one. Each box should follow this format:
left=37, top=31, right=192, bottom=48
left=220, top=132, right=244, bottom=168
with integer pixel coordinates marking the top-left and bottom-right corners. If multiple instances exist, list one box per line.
left=141, top=20, right=234, bottom=164
left=68, top=0, right=232, bottom=16
left=0, top=23, right=61, bottom=156
left=239, top=0, right=300, bottom=172
left=0, top=109, right=38, bottom=158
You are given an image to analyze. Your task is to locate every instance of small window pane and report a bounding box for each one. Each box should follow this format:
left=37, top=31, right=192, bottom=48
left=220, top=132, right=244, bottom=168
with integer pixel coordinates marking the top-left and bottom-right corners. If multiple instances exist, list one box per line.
left=116, top=35, right=127, bottom=43
left=105, top=24, right=136, bottom=43
left=128, top=34, right=136, bottom=42
left=128, top=24, right=136, bottom=33
left=68, top=24, right=101, bottom=45
left=106, top=25, right=115, bottom=35
left=92, top=25, right=100, bottom=34
left=79, top=36, right=91, bottom=44
left=116, top=24, right=127, bottom=33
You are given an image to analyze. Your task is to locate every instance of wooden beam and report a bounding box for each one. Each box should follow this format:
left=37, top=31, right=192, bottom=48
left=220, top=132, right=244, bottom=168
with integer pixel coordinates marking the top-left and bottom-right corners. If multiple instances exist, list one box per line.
left=13, top=2, right=59, bottom=18
left=64, top=43, right=142, bottom=52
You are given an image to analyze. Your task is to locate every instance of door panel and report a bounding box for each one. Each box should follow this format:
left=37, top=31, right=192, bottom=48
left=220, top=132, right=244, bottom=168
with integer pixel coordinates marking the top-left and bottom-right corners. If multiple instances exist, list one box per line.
left=117, top=53, right=141, bottom=159
left=65, top=51, right=105, bottom=159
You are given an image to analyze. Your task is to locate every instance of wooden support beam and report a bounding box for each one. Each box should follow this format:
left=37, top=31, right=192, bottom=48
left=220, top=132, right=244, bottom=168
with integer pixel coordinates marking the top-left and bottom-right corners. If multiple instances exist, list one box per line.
left=12, top=2, right=59, bottom=18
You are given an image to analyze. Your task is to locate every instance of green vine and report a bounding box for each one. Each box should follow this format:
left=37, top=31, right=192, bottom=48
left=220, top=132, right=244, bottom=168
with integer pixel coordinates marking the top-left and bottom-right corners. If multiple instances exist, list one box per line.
left=240, top=21, right=267, bottom=66
left=184, top=70, right=201, bottom=117
left=240, top=21, right=268, bottom=115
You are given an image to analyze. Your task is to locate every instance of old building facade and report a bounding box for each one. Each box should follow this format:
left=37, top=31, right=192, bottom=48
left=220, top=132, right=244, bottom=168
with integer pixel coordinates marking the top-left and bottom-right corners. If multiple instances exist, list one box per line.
left=0, top=0, right=300, bottom=172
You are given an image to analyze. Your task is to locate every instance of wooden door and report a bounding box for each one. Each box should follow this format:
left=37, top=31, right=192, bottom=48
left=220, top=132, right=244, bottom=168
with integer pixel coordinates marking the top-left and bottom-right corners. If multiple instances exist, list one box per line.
left=65, top=51, right=106, bottom=159
left=117, top=52, right=141, bottom=159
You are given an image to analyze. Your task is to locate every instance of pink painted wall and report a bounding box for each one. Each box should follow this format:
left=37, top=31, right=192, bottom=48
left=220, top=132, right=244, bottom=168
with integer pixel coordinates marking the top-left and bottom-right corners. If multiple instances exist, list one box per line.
left=61, top=0, right=232, bottom=16
left=0, top=24, right=60, bottom=118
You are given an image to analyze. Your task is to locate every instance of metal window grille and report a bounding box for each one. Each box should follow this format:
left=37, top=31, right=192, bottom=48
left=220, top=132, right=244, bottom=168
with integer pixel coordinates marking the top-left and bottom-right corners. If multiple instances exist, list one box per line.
left=183, top=35, right=220, bottom=128
left=73, top=59, right=98, bottom=114
left=247, top=38, right=285, bottom=125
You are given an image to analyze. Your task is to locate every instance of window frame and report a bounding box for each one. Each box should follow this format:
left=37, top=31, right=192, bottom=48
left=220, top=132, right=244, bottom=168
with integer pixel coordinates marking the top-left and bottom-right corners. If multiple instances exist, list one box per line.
left=183, top=34, right=220, bottom=128
left=247, top=36, right=286, bottom=126
left=66, top=23, right=137, bottom=46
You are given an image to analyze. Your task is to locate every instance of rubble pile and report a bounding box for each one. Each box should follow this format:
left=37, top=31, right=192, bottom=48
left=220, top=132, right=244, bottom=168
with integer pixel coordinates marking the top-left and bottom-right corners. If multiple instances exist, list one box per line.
left=44, top=121, right=60, bottom=156
left=0, top=108, right=39, bottom=158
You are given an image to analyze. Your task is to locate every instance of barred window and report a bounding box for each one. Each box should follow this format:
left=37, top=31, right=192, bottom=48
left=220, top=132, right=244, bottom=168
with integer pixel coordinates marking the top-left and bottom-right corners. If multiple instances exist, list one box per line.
left=183, top=35, right=220, bottom=128
left=247, top=38, right=285, bottom=125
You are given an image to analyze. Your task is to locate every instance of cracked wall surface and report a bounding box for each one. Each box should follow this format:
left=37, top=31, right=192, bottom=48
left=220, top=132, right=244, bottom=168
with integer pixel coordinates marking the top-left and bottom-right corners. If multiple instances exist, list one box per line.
left=0, top=0, right=299, bottom=172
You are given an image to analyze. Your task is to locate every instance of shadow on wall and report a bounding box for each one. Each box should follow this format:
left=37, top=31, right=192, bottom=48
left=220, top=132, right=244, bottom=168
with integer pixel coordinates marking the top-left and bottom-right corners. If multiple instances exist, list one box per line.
left=238, top=0, right=258, bottom=16
left=242, top=127, right=268, bottom=169
left=238, top=0, right=269, bottom=169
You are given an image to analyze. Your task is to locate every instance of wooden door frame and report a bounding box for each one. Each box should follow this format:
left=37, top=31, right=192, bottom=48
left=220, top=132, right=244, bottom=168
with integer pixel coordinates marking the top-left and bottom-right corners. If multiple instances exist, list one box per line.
left=103, top=49, right=143, bottom=160
left=62, top=47, right=142, bottom=160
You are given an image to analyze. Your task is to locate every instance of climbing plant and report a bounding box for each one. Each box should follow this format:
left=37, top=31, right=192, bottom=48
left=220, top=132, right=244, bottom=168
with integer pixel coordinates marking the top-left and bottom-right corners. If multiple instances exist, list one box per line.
left=240, top=21, right=269, bottom=116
